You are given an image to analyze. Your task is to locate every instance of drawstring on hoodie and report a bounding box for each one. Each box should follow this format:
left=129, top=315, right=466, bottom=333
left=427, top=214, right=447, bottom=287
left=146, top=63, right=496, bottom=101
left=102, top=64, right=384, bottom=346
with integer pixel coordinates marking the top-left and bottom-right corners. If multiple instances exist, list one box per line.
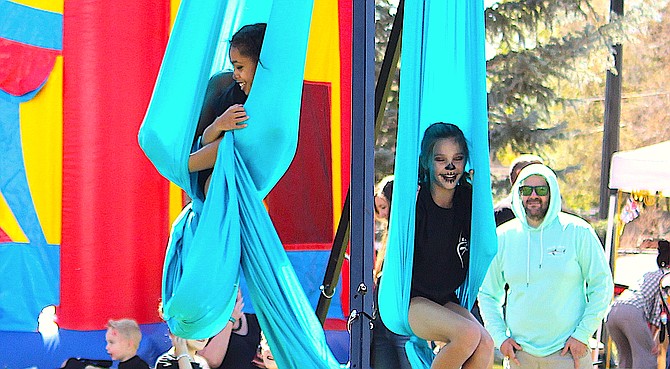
left=526, top=228, right=545, bottom=287
left=539, top=228, right=544, bottom=269
left=526, top=233, right=530, bottom=287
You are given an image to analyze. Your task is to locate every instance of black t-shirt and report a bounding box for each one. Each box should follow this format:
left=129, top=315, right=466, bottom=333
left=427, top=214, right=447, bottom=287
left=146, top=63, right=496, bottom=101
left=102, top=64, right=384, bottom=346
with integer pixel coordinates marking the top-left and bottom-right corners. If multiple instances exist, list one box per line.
left=195, top=80, right=247, bottom=196
left=410, top=184, right=472, bottom=306
left=61, top=358, right=111, bottom=369
left=119, top=355, right=149, bottom=369
left=494, top=206, right=515, bottom=227
left=214, top=314, right=262, bottom=369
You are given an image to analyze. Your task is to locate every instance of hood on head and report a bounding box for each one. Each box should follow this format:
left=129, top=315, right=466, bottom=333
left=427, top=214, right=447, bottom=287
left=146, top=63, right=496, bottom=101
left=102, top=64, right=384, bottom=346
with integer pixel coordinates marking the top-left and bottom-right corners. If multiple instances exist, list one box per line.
left=510, top=163, right=561, bottom=229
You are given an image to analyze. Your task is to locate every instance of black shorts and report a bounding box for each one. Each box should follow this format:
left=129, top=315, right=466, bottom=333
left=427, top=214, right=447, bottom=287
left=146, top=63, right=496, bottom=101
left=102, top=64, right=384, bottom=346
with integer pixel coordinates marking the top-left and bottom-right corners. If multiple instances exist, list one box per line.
left=409, top=290, right=460, bottom=306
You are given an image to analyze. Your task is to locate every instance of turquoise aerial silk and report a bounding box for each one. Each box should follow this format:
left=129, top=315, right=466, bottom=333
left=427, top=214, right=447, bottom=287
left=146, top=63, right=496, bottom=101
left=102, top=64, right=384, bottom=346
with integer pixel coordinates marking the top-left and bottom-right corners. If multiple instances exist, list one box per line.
left=138, top=0, right=341, bottom=367
left=377, top=1, right=498, bottom=367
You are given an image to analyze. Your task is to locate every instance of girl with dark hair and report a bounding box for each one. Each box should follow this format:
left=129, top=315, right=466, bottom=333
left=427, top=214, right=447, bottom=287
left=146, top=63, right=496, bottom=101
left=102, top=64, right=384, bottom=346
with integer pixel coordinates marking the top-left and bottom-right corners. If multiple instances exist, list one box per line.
left=373, top=175, right=394, bottom=281
left=408, top=122, right=493, bottom=368
left=374, top=176, right=394, bottom=227
left=181, top=24, right=265, bottom=369
left=187, top=23, right=267, bottom=198
left=606, top=238, right=670, bottom=369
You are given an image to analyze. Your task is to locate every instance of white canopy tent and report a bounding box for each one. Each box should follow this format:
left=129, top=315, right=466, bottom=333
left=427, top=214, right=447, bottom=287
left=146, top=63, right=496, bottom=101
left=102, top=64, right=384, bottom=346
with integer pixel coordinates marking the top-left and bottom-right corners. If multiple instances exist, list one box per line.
left=609, top=140, right=670, bottom=194
left=603, top=141, right=670, bottom=368
left=605, top=139, right=670, bottom=261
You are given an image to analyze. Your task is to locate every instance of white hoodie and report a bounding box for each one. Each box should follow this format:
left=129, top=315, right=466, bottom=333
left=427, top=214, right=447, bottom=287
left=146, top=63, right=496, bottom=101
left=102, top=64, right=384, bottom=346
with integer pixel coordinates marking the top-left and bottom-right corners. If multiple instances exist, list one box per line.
left=478, top=164, right=614, bottom=357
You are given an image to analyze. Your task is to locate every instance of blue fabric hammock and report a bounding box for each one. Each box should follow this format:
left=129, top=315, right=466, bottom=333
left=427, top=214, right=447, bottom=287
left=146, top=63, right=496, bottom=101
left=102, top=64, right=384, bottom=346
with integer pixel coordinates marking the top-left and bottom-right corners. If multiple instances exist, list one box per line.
left=138, top=0, right=340, bottom=367
left=377, top=1, right=498, bottom=367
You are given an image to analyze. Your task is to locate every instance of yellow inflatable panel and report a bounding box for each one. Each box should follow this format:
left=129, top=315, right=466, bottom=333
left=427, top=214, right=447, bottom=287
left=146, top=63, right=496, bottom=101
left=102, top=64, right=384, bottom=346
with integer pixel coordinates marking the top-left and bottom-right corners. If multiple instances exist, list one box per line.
left=10, top=0, right=62, bottom=13
left=19, top=56, right=63, bottom=245
left=0, top=192, right=29, bottom=243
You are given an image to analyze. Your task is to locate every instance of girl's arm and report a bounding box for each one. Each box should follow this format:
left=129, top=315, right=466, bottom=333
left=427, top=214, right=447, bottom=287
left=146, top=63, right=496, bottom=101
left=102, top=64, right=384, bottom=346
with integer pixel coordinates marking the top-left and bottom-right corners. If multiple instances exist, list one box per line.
left=197, top=291, right=245, bottom=367
left=169, top=336, right=195, bottom=369
left=190, top=72, right=248, bottom=172
left=188, top=104, right=249, bottom=173
left=201, top=104, right=248, bottom=146
left=188, top=138, right=222, bottom=173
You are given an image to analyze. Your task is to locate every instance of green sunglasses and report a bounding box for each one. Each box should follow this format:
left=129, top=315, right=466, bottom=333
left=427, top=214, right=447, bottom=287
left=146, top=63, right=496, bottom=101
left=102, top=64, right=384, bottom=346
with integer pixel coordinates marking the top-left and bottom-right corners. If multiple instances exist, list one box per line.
left=519, top=185, right=549, bottom=196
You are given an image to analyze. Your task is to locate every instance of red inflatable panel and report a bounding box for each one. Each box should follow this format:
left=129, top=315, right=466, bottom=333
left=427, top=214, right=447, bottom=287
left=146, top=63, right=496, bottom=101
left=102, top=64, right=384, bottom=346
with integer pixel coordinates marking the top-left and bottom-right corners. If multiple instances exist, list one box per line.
left=267, top=82, right=333, bottom=245
left=60, top=1, right=170, bottom=329
left=338, top=0, right=352, bottom=195
left=0, top=227, right=10, bottom=243
left=0, top=38, right=59, bottom=96
left=337, top=0, right=352, bottom=320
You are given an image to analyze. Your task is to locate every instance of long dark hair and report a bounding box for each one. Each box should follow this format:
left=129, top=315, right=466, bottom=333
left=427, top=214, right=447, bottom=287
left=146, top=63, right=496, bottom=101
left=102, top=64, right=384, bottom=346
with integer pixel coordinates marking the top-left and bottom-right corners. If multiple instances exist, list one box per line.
left=230, top=23, right=266, bottom=64
left=374, top=176, right=394, bottom=212
left=418, top=122, right=470, bottom=186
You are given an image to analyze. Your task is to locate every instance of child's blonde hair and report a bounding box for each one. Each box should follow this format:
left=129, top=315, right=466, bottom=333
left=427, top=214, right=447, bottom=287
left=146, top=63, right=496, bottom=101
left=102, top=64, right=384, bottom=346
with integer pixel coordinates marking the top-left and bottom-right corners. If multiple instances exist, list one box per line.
left=107, top=319, right=142, bottom=350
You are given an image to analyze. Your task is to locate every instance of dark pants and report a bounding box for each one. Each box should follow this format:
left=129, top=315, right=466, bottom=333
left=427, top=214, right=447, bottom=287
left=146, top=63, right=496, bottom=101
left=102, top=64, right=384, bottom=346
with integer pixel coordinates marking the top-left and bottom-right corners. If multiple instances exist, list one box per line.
left=371, top=317, right=412, bottom=369
left=606, top=303, right=657, bottom=369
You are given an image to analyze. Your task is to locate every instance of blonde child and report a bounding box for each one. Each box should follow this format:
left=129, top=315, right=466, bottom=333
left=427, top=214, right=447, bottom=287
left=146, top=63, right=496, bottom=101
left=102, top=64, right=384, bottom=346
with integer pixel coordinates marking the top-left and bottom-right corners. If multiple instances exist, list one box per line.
left=61, top=319, right=149, bottom=369
left=102, top=319, right=149, bottom=369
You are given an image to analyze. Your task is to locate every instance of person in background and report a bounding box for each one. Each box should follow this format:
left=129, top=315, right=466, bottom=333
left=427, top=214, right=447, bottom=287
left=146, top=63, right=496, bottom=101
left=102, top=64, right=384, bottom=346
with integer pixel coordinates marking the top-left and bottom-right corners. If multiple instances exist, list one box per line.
left=373, top=175, right=394, bottom=257
left=494, top=154, right=544, bottom=226
left=374, top=175, right=394, bottom=223
left=250, top=332, right=278, bottom=369
left=61, top=319, right=149, bottom=369
left=198, top=291, right=261, bottom=369
left=373, top=175, right=394, bottom=281
left=155, top=294, right=239, bottom=369
left=606, top=238, right=670, bottom=369
left=155, top=333, right=210, bottom=369
left=371, top=176, right=412, bottom=369
left=479, top=163, right=613, bottom=369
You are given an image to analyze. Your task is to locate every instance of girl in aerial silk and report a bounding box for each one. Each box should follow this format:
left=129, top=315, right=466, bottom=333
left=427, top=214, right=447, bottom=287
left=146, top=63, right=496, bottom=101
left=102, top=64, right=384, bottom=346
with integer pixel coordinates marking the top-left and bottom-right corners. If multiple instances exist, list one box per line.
left=139, top=1, right=341, bottom=367
left=189, top=24, right=264, bottom=369
left=407, top=123, right=494, bottom=369
left=188, top=23, right=263, bottom=199
left=377, top=1, right=498, bottom=368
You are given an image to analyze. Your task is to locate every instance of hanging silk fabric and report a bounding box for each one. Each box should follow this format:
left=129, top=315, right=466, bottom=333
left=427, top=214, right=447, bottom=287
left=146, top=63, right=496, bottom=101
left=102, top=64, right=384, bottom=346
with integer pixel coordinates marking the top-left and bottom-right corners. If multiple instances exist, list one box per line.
left=138, top=0, right=341, bottom=367
left=378, top=0, right=498, bottom=367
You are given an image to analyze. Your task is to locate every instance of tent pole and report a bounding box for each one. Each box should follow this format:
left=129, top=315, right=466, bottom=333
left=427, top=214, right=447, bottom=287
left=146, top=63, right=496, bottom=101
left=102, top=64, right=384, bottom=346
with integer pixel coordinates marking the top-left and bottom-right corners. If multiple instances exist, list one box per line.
left=602, top=189, right=619, bottom=369
left=599, top=0, right=623, bottom=219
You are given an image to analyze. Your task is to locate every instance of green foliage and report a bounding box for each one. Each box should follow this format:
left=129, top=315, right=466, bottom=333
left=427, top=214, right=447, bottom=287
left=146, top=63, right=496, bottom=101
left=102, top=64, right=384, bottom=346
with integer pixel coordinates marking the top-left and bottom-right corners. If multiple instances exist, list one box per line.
left=374, top=0, right=400, bottom=181
left=375, top=0, right=622, bottom=171
left=486, top=0, right=621, bottom=153
left=590, top=219, right=609, bottom=244
left=374, top=0, right=669, bottom=217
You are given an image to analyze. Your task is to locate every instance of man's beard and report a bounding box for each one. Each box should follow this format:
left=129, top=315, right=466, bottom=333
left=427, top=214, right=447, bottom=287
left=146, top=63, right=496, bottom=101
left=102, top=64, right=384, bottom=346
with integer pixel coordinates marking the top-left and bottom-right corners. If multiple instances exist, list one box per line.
left=524, top=198, right=548, bottom=223
left=525, top=206, right=548, bottom=223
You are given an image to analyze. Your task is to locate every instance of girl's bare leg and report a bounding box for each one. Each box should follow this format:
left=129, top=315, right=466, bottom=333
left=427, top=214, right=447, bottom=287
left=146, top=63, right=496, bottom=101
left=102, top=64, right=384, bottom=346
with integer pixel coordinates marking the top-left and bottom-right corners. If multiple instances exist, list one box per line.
left=408, top=297, right=493, bottom=369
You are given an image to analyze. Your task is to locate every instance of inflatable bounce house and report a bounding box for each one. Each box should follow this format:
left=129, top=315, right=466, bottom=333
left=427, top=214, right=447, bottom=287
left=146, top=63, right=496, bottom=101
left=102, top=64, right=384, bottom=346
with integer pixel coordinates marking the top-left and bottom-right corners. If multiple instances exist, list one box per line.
left=0, top=0, right=352, bottom=367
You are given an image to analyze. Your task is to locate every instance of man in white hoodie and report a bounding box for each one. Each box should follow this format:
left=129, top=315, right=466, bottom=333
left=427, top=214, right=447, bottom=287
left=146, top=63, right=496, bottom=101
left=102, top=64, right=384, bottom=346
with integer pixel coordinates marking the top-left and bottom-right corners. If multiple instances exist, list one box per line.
left=479, top=163, right=613, bottom=369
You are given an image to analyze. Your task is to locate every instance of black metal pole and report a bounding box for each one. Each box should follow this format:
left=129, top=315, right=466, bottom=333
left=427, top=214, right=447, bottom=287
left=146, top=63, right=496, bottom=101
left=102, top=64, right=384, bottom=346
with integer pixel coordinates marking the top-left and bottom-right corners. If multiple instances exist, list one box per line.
left=349, top=0, right=375, bottom=368
left=599, top=0, right=623, bottom=219
left=315, top=191, right=350, bottom=325
left=315, top=0, right=403, bottom=327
